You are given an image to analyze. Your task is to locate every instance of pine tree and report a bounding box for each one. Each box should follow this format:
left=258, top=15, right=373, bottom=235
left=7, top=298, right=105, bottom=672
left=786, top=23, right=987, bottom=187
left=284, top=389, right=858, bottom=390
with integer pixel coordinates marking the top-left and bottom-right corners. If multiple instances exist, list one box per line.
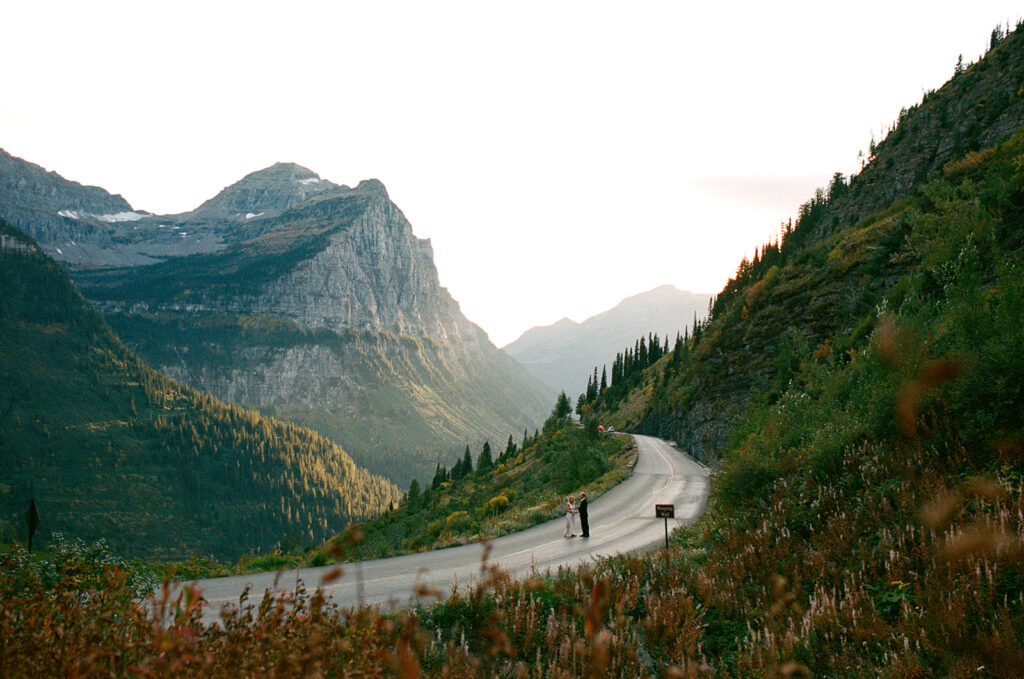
left=503, top=434, right=516, bottom=461
left=431, top=463, right=448, bottom=489
left=600, top=366, right=607, bottom=392
left=406, top=479, right=421, bottom=506
left=553, top=391, right=572, bottom=420
left=477, top=441, right=493, bottom=473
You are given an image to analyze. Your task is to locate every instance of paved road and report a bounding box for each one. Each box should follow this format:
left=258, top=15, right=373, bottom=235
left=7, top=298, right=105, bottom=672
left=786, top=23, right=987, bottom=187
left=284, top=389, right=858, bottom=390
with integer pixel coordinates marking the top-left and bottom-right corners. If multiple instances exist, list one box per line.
left=184, top=434, right=709, bottom=624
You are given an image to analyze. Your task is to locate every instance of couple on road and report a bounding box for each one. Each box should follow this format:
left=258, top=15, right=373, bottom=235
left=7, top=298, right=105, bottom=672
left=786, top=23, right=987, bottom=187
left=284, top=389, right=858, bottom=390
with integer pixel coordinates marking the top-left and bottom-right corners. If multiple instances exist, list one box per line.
left=563, top=492, right=589, bottom=538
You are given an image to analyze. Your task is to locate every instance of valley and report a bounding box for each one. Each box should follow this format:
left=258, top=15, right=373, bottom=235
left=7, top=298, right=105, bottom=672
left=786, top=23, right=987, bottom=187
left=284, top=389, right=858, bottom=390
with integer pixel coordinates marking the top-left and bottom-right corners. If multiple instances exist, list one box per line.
left=3, top=18, right=1024, bottom=679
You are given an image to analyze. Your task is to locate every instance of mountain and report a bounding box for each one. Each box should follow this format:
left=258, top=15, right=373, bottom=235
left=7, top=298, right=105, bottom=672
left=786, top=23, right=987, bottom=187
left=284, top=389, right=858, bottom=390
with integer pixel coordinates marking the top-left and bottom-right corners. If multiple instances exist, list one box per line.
left=188, top=162, right=340, bottom=220
left=0, top=221, right=402, bottom=560
left=57, top=171, right=553, bottom=486
left=503, top=285, right=712, bottom=398
left=0, top=148, right=228, bottom=267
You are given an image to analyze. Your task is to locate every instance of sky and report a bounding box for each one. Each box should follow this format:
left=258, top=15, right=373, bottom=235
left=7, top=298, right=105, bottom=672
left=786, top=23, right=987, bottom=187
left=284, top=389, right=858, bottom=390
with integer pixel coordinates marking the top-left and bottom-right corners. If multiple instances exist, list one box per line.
left=2, top=2, right=1021, bottom=346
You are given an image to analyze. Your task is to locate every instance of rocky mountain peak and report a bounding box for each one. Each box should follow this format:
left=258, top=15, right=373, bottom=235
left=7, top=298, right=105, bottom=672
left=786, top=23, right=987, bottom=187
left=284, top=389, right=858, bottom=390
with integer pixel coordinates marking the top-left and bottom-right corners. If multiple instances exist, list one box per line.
left=190, top=161, right=340, bottom=220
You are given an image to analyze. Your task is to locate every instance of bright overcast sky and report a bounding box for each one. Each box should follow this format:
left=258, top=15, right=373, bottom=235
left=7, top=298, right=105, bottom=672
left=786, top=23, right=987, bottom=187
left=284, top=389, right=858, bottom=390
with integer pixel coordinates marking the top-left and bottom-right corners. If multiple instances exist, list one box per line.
left=2, top=2, right=1021, bottom=346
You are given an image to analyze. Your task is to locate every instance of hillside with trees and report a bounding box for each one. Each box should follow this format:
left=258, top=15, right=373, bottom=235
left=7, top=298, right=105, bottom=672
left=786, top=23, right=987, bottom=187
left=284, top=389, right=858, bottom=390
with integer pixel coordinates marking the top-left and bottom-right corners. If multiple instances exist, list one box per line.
left=584, top=23, right=1024, bottom=462
left=0, top=221, right=402, bottom=560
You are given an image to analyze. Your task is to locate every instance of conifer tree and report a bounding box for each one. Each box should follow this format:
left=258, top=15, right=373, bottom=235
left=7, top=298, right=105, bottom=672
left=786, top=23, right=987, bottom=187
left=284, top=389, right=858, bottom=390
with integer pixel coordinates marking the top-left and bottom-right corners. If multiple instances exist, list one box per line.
left=477, top=441, right=493, bottom=473
left=600, top=366, right=607, bottom=392
left=553, top=391, right=572, bottom=420
left=431, top=463, right=448, bottom=489
left=406, top=479, right=421, bottom=506
left=503, top=434, right=516, bottom=461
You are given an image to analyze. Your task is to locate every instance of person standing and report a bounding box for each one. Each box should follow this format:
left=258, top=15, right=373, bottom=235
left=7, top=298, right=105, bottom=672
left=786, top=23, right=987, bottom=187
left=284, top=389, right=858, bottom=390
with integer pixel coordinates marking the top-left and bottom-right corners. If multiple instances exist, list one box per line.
left=578, top=492, right=589, bottom=537
left=563, top=495, right=579, bottom=537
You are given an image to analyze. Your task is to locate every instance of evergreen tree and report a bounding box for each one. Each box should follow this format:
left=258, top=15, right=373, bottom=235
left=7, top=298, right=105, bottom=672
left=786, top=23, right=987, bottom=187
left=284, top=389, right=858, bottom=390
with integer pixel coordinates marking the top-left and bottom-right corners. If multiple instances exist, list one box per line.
left=477, top=441, right=493, bottom=473
left=576, top=393, right=586, bottom=416
left=503, top=434, right=517, bottom=462
left=553, top=391, right=572, bottom=420
left=406, top=479, right=421, bottom=506
left=600, top=366, right=607, bottom=392
left=462, top=445, right=473, bottom=475
left=431, top=463, right=448, bottom=489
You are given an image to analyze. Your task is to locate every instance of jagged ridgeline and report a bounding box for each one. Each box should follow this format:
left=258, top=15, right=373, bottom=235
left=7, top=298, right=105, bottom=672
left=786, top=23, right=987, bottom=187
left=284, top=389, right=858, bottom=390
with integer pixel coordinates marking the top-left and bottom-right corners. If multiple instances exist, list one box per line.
left=0, top=165, right=555, bottom=487
left=587, top=24, right=1024, bottom=460
left=0, top=221, right=403, bottom=560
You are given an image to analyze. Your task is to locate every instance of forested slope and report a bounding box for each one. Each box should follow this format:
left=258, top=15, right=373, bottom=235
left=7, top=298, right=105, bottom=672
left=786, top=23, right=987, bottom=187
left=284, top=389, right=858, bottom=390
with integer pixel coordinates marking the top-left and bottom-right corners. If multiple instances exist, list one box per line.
left=587, top=25, right=1024, bottom=463
left=0, top=221, right=402, bottom=560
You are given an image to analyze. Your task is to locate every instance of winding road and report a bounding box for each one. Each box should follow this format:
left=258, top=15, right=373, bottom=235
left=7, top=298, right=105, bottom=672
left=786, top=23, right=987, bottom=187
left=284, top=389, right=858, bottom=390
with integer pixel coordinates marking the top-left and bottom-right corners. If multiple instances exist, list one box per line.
left=185, top=434, right=709, bottom=624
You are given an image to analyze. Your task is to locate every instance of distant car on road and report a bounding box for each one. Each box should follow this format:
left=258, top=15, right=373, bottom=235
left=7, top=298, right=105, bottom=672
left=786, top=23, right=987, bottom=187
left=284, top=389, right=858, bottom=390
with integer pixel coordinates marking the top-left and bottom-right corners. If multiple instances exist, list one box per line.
left=608, top=426, right=615, bottom=433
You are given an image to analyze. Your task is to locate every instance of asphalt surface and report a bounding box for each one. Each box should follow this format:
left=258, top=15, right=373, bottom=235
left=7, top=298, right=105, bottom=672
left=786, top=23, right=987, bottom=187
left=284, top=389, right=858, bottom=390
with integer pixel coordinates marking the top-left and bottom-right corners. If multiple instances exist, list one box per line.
left=181, top=434, right=709, bottom=624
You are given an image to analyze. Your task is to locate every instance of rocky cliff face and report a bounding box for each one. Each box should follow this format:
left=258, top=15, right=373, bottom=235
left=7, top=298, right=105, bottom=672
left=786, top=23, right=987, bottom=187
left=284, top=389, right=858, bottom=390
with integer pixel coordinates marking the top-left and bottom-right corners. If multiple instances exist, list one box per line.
left=256, top=181, right=479, bottom=340
left=59, top=164, right=553, bottom=485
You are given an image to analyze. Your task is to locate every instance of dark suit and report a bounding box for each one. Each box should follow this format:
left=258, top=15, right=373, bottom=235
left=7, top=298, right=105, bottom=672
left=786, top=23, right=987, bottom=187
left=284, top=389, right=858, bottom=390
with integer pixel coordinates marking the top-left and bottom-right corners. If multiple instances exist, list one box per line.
left=578, top=497, right=589, bottom=537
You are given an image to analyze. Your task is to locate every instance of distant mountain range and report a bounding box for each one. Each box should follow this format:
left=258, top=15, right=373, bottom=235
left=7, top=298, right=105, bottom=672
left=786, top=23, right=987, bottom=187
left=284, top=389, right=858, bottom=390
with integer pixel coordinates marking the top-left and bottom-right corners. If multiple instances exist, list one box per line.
left=0, top=152, right=553, bottom=486
left=503, top=285, right=713, bottom=399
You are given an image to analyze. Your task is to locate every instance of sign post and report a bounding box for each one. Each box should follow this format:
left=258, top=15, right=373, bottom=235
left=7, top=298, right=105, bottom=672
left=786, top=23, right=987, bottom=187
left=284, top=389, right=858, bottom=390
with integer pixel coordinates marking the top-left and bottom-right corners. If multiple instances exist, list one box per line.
left=26, top=499, right=40, bottom=553
left=655, top=504, right=674, bottom=550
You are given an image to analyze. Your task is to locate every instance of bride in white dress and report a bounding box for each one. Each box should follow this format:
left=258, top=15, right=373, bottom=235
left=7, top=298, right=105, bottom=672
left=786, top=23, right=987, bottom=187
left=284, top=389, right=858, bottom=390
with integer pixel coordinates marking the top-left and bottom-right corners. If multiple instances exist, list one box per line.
left=563, top=495, right=580, bottom=537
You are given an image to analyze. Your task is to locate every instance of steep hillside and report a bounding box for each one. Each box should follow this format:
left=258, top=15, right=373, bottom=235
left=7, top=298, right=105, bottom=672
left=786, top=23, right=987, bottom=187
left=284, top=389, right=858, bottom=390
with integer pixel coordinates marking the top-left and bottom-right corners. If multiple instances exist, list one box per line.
left=504, top=285, right=711, bottom=398
left=587, top=26, right=1024, bottom=462
left=569, top=24, right=1024, bottom=675
left=72, top=176, right=552, bottom=485
left=0, top=221, right=402, bottom=560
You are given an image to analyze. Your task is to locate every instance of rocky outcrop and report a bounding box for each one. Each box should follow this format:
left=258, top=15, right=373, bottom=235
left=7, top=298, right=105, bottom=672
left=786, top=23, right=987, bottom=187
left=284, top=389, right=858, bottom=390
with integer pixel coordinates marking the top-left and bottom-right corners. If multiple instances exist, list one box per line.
left=257, top=183, right=478, bottom=340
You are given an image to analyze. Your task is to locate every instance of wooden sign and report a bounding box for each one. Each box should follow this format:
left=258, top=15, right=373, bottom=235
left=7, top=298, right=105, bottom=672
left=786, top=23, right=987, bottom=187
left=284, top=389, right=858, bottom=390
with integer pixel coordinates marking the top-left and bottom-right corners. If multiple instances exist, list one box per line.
left=655, top=504, right=675, bottom=518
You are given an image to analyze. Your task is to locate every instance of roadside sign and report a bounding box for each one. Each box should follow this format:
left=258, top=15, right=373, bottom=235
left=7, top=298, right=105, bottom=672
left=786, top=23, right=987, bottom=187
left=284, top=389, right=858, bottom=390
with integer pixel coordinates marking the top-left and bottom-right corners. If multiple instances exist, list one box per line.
left=655, top=503, right=674, bottom=548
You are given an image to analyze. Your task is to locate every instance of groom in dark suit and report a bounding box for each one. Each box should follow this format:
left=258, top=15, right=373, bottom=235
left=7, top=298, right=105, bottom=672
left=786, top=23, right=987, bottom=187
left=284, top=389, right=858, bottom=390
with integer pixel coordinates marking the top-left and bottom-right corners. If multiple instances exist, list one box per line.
left=578, top=492, right=589, bottom=537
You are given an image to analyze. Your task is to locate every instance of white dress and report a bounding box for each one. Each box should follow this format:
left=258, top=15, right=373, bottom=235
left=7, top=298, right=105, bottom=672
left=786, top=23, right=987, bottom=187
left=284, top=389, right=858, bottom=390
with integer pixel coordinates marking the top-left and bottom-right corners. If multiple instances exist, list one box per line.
left=564, top=501, right=578, bottom=537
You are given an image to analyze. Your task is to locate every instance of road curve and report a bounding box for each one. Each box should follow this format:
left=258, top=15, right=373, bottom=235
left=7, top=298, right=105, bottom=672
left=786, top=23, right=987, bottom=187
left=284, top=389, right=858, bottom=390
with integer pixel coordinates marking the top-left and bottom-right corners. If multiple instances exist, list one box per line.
left=185, top=435, right=708, bottom=624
